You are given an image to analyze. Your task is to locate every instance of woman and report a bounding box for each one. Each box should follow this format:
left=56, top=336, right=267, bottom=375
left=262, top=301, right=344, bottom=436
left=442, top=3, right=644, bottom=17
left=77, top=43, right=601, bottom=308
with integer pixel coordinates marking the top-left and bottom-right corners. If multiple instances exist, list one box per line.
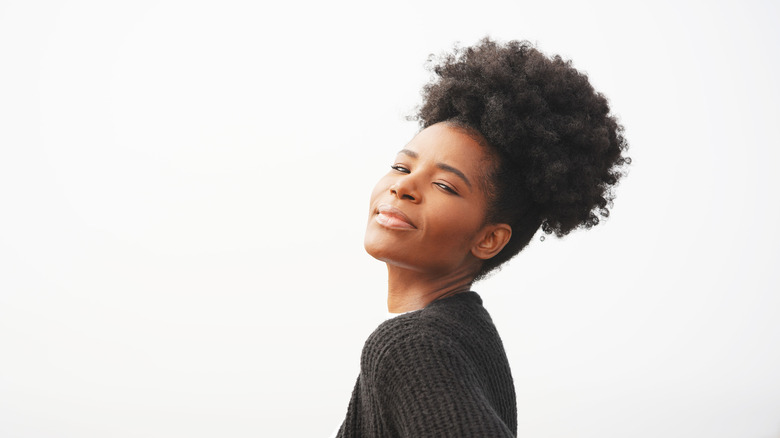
left=335, top=38, right=629, bottom=437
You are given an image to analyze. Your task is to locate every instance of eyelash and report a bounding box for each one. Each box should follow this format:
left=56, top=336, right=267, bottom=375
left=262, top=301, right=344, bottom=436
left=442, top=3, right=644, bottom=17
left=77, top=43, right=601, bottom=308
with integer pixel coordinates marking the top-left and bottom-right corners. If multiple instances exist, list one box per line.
left=390, top=165, right=409, bottom=173
left=435, top=182, right=457, bottom=194
left=390, top=165, right=458, bottom=195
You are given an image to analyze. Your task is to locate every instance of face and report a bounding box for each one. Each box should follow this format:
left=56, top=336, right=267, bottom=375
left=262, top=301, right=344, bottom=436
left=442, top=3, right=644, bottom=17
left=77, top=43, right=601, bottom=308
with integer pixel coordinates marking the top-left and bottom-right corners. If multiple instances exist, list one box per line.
left=364, top=123, right=496, bottom=276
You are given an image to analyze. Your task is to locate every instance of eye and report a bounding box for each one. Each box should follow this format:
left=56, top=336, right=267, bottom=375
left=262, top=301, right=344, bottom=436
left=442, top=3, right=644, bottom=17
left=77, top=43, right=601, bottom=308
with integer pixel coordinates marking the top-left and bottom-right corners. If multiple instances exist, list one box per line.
left=434, top=182, right=458, bottom=195
left=391, top=164, right=410, bottom=174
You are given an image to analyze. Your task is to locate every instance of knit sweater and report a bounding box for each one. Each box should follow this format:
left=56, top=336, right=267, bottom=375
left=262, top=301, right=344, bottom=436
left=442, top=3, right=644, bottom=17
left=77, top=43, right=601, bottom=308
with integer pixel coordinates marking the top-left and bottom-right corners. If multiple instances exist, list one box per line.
left=336, top=292, right=517, bottom=437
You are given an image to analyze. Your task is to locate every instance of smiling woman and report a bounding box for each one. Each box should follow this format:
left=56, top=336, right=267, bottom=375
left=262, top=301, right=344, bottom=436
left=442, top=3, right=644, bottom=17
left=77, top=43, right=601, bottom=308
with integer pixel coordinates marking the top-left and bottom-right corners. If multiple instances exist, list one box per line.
left=334, top=38, right=629, bottom=438
left=364, top=124, right=510, bottom=299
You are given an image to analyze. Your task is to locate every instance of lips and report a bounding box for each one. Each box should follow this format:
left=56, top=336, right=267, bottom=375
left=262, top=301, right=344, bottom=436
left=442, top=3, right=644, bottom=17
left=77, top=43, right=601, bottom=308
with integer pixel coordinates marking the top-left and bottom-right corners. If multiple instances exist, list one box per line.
left=375, top=204, right=417, bottom=229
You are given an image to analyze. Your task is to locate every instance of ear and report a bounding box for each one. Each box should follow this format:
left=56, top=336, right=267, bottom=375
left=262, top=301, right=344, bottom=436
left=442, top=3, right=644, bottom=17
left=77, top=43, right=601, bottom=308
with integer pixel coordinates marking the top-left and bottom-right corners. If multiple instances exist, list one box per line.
left=471, top=223, right=512, bottom=260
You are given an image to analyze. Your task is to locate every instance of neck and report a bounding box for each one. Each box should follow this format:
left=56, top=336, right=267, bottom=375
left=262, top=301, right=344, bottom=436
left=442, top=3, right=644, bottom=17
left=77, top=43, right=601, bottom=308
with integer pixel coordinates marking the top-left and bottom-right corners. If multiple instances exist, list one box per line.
left=385, top=264, right=476, bottom=313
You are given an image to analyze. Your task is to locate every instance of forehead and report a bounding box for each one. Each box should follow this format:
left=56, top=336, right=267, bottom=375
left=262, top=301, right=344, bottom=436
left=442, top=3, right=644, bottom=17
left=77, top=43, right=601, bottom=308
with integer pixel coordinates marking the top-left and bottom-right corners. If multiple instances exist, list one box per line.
left=403, top=123, right=492, bottom=168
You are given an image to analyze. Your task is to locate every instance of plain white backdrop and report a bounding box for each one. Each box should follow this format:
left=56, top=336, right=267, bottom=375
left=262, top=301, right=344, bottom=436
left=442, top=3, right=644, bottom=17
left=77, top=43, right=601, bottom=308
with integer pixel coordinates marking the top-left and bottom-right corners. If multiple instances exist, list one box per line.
left=1, top=0, right=779, bottom=436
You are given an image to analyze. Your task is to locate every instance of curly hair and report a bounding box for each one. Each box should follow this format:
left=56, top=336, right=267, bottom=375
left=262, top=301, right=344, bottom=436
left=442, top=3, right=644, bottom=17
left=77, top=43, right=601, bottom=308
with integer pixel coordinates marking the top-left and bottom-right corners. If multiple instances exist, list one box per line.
left=415, top=38, right=630, bottom=279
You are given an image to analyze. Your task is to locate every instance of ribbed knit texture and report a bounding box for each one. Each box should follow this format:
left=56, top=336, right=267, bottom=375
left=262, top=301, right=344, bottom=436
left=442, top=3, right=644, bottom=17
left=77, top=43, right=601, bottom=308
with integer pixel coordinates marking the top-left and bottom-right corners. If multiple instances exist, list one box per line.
left=337, top=292, right=516, bottom=437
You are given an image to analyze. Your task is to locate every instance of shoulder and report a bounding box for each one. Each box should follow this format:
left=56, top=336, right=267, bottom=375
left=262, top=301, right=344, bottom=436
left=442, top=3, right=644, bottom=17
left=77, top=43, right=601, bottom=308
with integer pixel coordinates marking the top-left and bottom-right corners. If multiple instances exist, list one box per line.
left=368, top=292, right=488, bottom=350
left=361, top=292, right=498, bottom=373
left=360, top=292, right=516, bottom=436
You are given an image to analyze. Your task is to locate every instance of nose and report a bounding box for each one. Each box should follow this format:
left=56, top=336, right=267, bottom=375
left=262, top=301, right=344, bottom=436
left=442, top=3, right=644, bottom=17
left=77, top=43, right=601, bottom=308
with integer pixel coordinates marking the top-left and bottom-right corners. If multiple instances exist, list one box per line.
left=390, top=178, right=420, bottom=202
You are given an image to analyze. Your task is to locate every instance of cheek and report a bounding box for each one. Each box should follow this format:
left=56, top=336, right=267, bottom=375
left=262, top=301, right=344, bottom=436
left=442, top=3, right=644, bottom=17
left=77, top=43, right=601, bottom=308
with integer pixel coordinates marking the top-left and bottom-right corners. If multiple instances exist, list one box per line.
left=426, top=204, right=485, bottom=248
left=368, top=175, right=390, bottom=207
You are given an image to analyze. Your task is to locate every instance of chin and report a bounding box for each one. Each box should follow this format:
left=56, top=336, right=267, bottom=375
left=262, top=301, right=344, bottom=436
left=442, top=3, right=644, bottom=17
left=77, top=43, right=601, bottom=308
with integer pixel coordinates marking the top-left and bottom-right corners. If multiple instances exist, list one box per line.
left=363, top=229, right=389, bottom=262
left=364, top=232, right=412, bottom=269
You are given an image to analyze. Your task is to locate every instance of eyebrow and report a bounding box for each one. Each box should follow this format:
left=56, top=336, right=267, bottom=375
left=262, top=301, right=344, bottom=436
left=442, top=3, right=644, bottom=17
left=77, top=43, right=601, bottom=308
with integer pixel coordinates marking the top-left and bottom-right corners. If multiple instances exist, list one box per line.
left=398, top=148, right=473, bottom=190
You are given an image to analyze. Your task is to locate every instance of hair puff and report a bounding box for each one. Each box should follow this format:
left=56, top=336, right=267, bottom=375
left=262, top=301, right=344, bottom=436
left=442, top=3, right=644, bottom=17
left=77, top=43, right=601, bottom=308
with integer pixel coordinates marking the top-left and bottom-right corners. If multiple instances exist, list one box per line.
left=415, top=37, right=630, bottom=278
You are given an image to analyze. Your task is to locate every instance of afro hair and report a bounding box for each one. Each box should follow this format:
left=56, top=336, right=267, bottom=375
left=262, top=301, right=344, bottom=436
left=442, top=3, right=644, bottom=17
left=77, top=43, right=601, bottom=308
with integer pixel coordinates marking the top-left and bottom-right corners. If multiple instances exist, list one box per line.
left=415, top=38, right=630, bottom=279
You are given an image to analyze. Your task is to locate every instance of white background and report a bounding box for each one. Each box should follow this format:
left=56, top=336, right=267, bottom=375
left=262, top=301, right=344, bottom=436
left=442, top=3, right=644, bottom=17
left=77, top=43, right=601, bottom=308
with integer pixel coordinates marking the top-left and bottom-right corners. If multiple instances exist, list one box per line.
left=1, top=0, right=779, bottom=437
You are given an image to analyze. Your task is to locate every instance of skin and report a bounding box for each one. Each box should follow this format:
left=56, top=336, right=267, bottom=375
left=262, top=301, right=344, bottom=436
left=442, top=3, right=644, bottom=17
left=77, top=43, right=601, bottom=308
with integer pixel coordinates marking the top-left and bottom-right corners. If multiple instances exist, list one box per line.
left=364, top=123, right=512, bottom=313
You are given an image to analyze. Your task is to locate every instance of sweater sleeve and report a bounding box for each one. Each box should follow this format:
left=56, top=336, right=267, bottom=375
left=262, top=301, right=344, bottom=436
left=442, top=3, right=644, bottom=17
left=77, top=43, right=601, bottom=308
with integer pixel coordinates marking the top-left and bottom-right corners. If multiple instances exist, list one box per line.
left=376, top=322, right=515, bottom=437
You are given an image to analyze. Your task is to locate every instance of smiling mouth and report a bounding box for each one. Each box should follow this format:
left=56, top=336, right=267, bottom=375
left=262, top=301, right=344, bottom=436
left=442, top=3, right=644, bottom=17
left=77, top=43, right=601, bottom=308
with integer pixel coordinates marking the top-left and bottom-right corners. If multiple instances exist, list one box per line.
left=375, top=204, right=417, bottom=229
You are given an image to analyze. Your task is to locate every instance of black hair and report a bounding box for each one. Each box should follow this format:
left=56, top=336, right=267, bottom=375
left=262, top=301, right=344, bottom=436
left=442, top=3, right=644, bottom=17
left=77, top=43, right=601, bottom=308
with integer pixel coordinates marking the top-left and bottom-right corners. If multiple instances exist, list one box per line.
left=415, top=38, right=630, bottom=279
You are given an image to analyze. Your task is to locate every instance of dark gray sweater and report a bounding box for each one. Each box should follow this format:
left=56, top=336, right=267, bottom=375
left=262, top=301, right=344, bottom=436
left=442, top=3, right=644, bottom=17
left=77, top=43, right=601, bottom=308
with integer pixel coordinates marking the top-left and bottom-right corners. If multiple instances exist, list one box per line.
left=337, top=292, right=516, bottom=437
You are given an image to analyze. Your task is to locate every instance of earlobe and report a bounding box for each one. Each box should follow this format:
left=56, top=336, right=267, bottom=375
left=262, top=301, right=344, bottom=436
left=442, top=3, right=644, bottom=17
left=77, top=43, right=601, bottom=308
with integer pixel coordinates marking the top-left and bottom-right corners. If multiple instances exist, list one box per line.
left=472, top=224, right=512, bottom=260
